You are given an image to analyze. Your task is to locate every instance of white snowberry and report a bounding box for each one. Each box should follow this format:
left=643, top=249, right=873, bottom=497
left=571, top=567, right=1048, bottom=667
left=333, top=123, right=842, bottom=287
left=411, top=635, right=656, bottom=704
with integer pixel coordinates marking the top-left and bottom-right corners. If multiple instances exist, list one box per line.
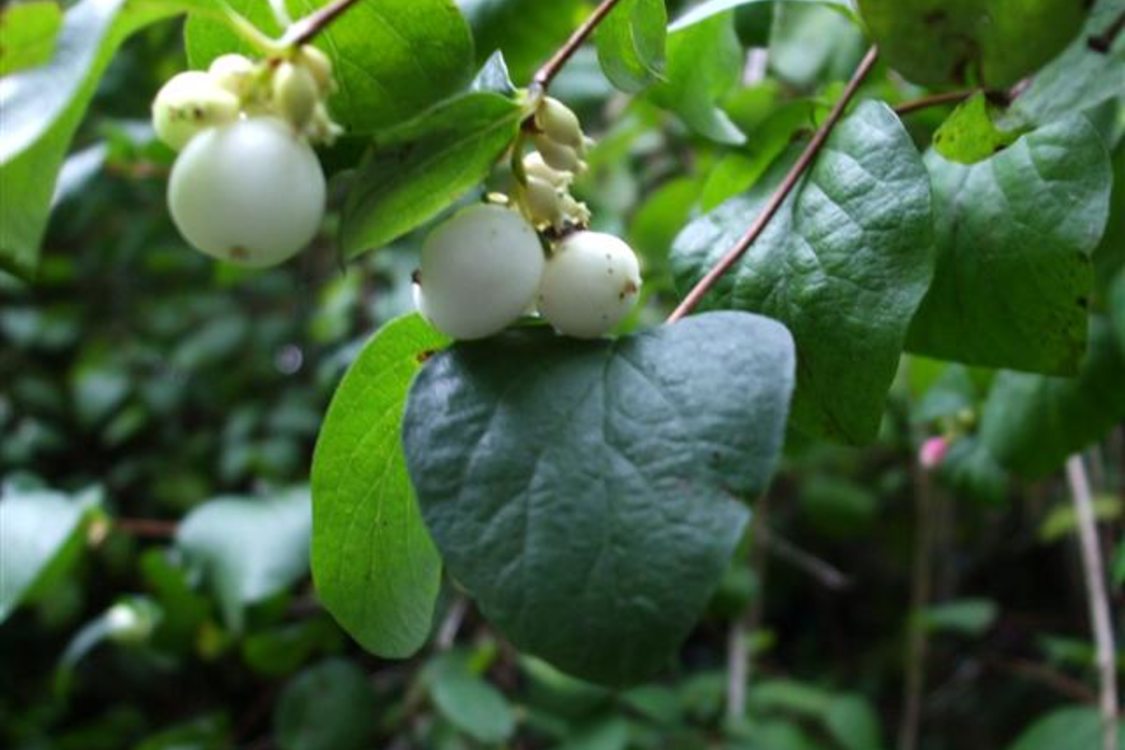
left=151, top=71, right=240, bottom=151
left=167, top=117, right=326, bottom=268
left=538, top=231, right=642, bottom=339
left=417, top=204, right=545, bottom=340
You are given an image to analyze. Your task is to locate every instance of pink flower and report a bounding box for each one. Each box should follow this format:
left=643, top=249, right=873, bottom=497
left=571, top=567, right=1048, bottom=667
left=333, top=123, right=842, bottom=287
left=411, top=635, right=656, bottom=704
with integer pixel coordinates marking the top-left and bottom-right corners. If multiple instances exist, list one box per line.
left=919, top=436, right=950, bottom=469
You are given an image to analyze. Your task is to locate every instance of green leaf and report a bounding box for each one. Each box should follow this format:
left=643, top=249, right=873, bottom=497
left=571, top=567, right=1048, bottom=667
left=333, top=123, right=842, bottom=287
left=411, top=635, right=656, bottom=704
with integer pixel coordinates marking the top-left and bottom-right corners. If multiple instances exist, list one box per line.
left=403, top=311, right=795, bottom=684
left=671, top=102, right=934, bottom=443
left=857, top=0, right=1088, bottom=87
left=1008, top=706, right=1125, bottom=750
left=980, top=318, right=1125, bottom=479
left=185, top=0, right=475, bottom=135
left=1095, top=143, right=1125, bottom=291
left=0, top=1, right=63, bottom=76
left=768, top=2, right=866, bottom=88
left=1008, top=0, right=1125, bottom=128
left=339, top=92, right=524, bottom=258
left=0, top=0, right=184, bottom=278
left=176, top=487, right=311, bottom=631
left=907, top=115, right=1112, bottom=374
left=595, top=0, right=667, bottom=93
left=932, top=92, right=1026, bottom=165
left=650, top=12, right=745, bottom=145
left=1039, top=495, right=1122, bottom=542
left=920, top=598, right=999, bottom=636
left=823, top=694, right=882, bottom=750
left=1111, top=270, right=1125, bottom=354
left=311, top=314, right=449, bottom=658
left=669, top=0, right=856, bottom=30
left=428, top=651, right=517, bottom=743
left=0, top=481, right=101, bottom=623
left=274, top=659, right=378, bottom=750
left=457, top=0, right=588, bottom=84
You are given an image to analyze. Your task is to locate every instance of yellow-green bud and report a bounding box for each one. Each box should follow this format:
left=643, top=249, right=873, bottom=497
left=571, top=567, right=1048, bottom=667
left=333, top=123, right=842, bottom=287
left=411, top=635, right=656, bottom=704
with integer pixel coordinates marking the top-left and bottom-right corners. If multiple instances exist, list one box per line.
left=152, top=71, right=240, bottom=151
left=296, top=45, right=334, bottom=93
left=272, top=61, right=320, bottom=131
left=533, top=134, right=584, bottom=174
left=208, top=53, right=257, bottom=98
left=523, top=151, right=572, bottom=189
left=536, top=97, right=585, bottom=151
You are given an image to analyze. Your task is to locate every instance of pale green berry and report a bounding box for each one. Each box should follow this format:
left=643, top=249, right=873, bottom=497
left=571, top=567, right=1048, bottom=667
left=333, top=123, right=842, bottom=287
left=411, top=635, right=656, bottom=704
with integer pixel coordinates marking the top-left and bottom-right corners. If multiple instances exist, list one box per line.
left=533, top=134, right=584, bottom=173
left=523, top=151, right=572, bottom=189
left=418, top=204, right=545, bottom=340
left=295, top=45, right=334, bottom=93
left=168, top=117, right=326, bottom=268
left=208, top=53, right=257, bottom=97
left=536, top=97, right=585, bottom=151
left=538, top=231, right=641, bottom=339
left=272, top=61, right=320, bottom=131
left=521, top=176, right=565, bottom=230
left=151, top=71, right=240, bottom=151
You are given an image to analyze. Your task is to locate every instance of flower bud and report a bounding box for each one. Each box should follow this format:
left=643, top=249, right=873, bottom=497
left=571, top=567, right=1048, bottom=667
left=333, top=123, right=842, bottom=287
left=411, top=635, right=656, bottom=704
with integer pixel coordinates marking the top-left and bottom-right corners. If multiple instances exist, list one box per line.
left=272, top=61, right=320, bottom=131
left=152, top=71, right=240, bottom=151
left=536, top=97, right=585, bottom=151
left=208, top=53, right=257, bottom=97
left=533, top=134, right=584, bottom=174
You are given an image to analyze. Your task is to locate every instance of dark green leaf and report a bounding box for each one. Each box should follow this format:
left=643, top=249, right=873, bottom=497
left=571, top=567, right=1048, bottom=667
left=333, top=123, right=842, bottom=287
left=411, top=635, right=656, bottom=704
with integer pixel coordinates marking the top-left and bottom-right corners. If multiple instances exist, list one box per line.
left=650, top=12, right=745, bottom=145
left=0, top=1, right=63, bottom=76
left=274, top=659, right=378, bottom=750
left=1008, top=706, right=1125, bottom=750
left=340, top=92, right=524, bottom=258
left=857, top=0, right=1088, bottom=87
left=908, top=115, right=1112, bottom=374
left=980, top=318, right=1125, bottom=478
left=403, top=312, right=795, bottom=684
left=933, top=92, right=1026, bottom=165
left=672, top=102, right=933, bottom=443
left=0, top=481, right=101, bottom=623
left=823, top=694, right=882, bottom=750
left=457, top=0, right=587, bottom=84
left=186, top=0, right=475, bottom=135
left=311, top=314, right=449, bottom=658
left=1094, top=143, right=1125, bottom=291
left=429, top=651, right=517, bottom=743
left=176, top=487, right=311, bottom=631
left=595, top=0, right=667, bottom=93
left=920, top=598, right=998, bottom=636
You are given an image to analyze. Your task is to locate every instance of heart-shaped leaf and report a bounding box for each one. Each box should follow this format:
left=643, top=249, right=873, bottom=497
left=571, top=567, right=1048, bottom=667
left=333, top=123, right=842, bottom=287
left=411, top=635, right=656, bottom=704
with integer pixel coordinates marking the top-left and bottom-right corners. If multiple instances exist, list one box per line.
left=402, top=311, right=795, bottom=684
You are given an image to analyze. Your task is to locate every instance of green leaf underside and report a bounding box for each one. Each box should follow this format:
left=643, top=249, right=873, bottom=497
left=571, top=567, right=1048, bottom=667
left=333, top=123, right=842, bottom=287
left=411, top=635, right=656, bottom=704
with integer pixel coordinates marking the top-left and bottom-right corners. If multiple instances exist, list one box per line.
left=185, top=0, right=475, bottom=135
left=0, top=484, right=99, bottom=623
left=311, top=314, right=449, bottom=659
left=176, top=489, right=311, bottom=631
left=595, top=0, right=667, bottom=94
left=0, top=0, right=185, bottom=279
left=669, top=0, right=856, bottom=32
left=650, top=12, right=745, bottom=145
left=671, top=101, right=934, bottom=444
left=403, top=311, right=795, bottom=685
left=907, top=115, right=1112, bottom=375
left=429, top=652, right=517, bottom=743
left=0, top=1, right=63, bottom=77
left=340, top=91, right=524, bottom=258
left=980, top=318, right=1125, bottom=479
left=857, top=0, right=1087, bottom=87
left=933, top=92, right=1025, bottom=165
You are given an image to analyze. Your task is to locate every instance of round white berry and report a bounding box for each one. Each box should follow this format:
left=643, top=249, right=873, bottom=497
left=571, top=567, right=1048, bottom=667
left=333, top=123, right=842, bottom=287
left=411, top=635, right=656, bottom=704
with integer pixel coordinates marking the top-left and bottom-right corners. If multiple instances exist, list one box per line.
left=538, top=231, right=642, bottom=339
left=151, top=71, right=240, bottom=151
left=418, top=204, right=545, bottom=340
left=167, top=117, right=326, bottom=268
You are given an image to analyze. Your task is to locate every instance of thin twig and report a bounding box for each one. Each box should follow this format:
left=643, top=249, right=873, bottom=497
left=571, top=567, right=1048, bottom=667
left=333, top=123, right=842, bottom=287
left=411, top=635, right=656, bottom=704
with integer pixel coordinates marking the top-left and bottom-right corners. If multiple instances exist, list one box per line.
left=667, top=46, right=880, bottom=324
left=894, top=89, right=976, bottom=116
left=761, top=528, right=853, bottom=591
left=532, top=0, right=627, bottom=90
left=1066, top=455, right=1120, bottom=750
left=116, top=518, right=179, bottom=538
left=281, top=0, right=365, bottom=47
left=727, top=495, right=771, bottom=719
left=436, top=596, right=469, bottom=650
left=898, top=466, right=936, bottom=750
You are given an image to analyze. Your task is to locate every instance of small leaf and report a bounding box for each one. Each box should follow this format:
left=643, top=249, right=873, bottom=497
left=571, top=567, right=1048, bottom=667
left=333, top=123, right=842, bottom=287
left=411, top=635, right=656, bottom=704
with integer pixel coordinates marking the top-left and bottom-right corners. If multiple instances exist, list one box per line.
left=672, top=102, right=933, bottom=443
left=0, top=481, right=101, bottom=623
left=857, top=0, right=1088, bottom=87
left=428, top=651, right=517, bottom=744
left=186, top=0, right=475, bottom=134
left=980, top=318, right=1125, bottom=479
left=1008, top=706, right=1125, bottom=750
left=340, top=92, right=524, bottom=258
left=907, top=115, right=1112, bottom=374
left=403, top=312, right=795, bottom=684
left=932, top=92, right=1026, bottom=165
left=311, top=314, right=449, bottom=658
left=595, top=0, right=667, bottom=93
left=176, top=487, right=311, bottom=631
left=471, top=50, right=517, bottom=95
left=274, top=659, right=378, bottom=750
left=0, top=1, right=63, bottom=76
left=1038, top=496, right=1122, bottom=543
left=920, top=598, right=999, bottom=636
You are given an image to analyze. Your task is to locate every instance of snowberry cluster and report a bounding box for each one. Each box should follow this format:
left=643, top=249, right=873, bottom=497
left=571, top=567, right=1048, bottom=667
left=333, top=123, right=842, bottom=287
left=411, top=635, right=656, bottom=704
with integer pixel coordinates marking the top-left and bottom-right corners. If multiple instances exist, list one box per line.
left=152, top=47, right=341, bottom=268
left=415, top=97, right=642, bottom=341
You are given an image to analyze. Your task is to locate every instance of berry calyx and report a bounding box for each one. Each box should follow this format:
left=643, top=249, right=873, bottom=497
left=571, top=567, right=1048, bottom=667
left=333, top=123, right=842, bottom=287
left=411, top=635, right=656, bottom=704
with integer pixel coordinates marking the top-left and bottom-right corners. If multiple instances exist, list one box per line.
left=167, top=117, right=326, bottom=268
left=416, top=204, right=545, bottom=340
left=151, top=71, right=240, bottom=151
left=538, top=231, right=642, bottom=339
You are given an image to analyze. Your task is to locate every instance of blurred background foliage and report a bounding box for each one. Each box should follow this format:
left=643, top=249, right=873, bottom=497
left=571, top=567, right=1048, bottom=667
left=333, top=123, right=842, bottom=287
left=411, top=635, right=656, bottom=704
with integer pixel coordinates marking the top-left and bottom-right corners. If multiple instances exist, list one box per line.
left=1, top=1, right=1123, bottom=749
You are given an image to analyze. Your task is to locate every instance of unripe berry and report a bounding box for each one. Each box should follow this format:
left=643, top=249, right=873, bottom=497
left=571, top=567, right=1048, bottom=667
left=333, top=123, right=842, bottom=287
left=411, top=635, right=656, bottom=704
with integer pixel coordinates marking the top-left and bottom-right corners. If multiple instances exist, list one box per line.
left=151, top=71, right=240, bottom=151
left=418, top=204, right=545, bottom=340
left=521, top=176, right=565, bottom=230
left=533, top=135, right=584, bottom=174
left=295, top=45, right=334, bottom=93
left=272, top=61, right=320, bottom=131
left=523, top=151, right=572, bottom=189
left=168, top=117, right=326, bottom=268
left=536, top=97, right=585, bottom=151
left=208, top=53, right=257, bottom=97
left=538, top=231, right=641, bottom=339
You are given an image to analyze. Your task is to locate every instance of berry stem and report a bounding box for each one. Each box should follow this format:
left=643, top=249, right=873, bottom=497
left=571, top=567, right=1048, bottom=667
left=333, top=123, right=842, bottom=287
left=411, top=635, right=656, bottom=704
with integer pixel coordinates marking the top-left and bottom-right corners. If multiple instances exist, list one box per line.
left=893, top=88, right=977, bottom=116
left=532, top=0, right=627, bottom=91
left=281, top=0, right=365, bottom=47
left=665, top=46, right=880, bottom=324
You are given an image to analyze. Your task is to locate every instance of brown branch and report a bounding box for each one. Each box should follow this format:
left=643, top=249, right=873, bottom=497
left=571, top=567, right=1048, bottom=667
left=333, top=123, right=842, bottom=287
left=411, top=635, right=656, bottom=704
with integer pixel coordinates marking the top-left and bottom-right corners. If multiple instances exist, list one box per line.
left=761, top=528, right=853, bottom=591
left=116, top=518, right=179, bottom=538
left=894, top=89, right=976, bottom=116
left=281, top=0, right=364, bottom=47
left=898, top=466, right=937, bottom=750
left=532, top=0, right=627, bottom=90
left=666, top=46, right=880, bottom=324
